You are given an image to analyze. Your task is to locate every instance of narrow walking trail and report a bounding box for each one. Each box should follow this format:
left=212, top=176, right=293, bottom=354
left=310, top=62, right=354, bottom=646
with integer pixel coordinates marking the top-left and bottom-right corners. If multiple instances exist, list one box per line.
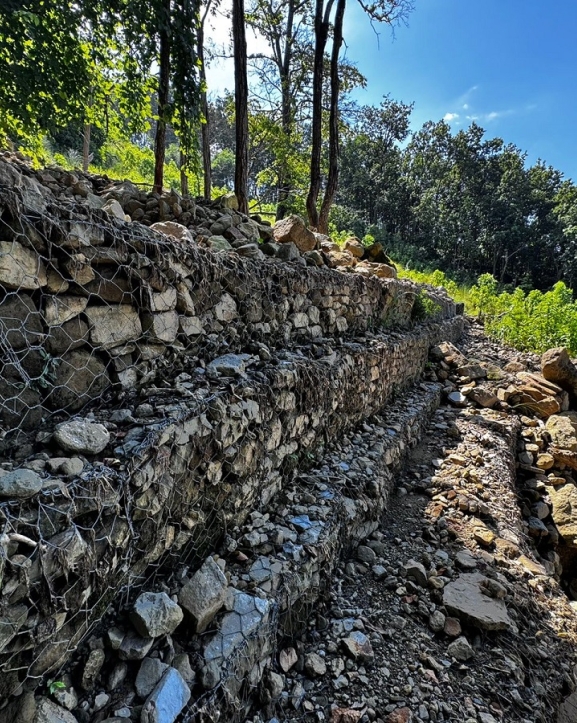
left=252, top=325, right=577, bottom=723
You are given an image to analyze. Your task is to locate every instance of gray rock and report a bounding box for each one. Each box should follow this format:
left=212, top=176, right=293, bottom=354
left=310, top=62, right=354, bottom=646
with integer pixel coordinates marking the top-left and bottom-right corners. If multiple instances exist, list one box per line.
left=357, top=545, right=377, bottom=564
left=429, top=610, right=446, bottom=633
left=207, top=235, right=233, bottom=251
left=0, top=240, right=47, bottom=290
left=204, top=591, right=270, bottom=664
left=141, top=667, right=191, bottom=723
left=93, top=693, right=110, bottom=712
left=48, top=350, right=110, bottom=412
left=0, top=468, right=42, bottom=498
left=447, top=391, right=467, bottom=407
left=179, top=556, right=228, bottom=633
left=47, top=457, right=84, bottom=477
left=131, top=592, right=183, bottom=638
left=404, top=559, right=428, bottom=587
left=54, top=419, right=110, bottom=455
left=136, top=657, right=169, bottom=699
left=118, top=631, right=154, bottom=660
left=447, top=635, right=475, bottom=661
left=85, top=304, right=142, bottom=349
left=206, top=353, right=251, bottom=377
left=443, top=573, right=513, bottom=631
left=108, top=662, right=128, bottom=690
left=81, top=648, right=105, bottom=690
left=304, top=652, right=326, bottom=677
left=35, top=697, right=78, bottom=723
left=53, top=685, right=78, bottom=711
left=276, top=241, right=301, bottom=262
left=172, top=653, right=196, bottom=685
left=455, top=551, right=478, bottom=570
left=341, top=631, right=374, bottom=662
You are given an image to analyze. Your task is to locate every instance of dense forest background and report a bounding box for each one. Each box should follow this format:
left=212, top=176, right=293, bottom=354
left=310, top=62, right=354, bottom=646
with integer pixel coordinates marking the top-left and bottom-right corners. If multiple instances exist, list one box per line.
left=1, top=0, right=576, bottom=291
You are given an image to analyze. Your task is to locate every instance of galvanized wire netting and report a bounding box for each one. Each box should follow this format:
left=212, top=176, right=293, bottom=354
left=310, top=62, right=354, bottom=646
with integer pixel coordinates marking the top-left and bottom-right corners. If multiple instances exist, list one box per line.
left=0, top=168, right=460, bottom=720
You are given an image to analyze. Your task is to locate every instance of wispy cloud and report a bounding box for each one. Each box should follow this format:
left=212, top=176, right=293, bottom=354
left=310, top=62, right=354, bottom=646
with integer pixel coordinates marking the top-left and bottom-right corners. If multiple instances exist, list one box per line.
left=444, top=112, right=460, bottom=122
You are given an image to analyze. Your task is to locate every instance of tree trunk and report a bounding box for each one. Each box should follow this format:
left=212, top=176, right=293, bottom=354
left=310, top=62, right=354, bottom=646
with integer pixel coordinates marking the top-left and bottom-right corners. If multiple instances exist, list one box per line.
left=318, top=0, right=345, bottom=234
left=306, top=0, right=333, bottom=229
left=82, top=123, right=91, bottom=172
left=198, top=21, right=212, bottom=199
left=233, top=0, right=249, bottom=215
left=180, top=151, right=189, bottom=196
left=276, top=0, right=296, bottom=221
left=153, top=0, right=171, bottom=195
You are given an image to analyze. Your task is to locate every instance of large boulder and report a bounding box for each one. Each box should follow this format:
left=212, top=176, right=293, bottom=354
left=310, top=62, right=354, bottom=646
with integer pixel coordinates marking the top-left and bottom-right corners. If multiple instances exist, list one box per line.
left=272, top=215, right=316, bottom=253
left=546, top=483, right=577, bottom=547
left=541, top=347, right=577, bottom=400
left=443, top=573, right=513, bottom=631
left=546, top=415, right=577, bottom=451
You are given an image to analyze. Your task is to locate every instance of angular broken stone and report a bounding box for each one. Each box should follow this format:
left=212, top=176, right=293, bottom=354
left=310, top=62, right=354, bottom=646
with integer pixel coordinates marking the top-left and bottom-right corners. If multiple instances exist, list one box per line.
left=141, top=667, right=191, bottom=723
left=35, top=697, right=79, bottom=723
left=131, top=591, right=183, bottom=638
left=542, top=347, right=577, bottom=400
left=403, top=559, right=428, bottom=587
left=546, top=414, right=577, bottom=450
left=81, top=648, right=105, bottom=690
left=136, top=657, right=169, bottom=699
left=447, top=391, right=467, bottom=407
left=304, top=652, right=327, bottom=677
left=118, top=631, right=154, bottom=660
left=206, top=353, right=251, bottom=377
left=447, top=635, right=475, bottom=661
left=0, top=240, right=47, bottom=289
left=203, top=591, right=270, bottom=666
left=272, top=215, right=316, bottom=252
left=443, top=573, right=512, bottom=631
left=179, top=556, right=228, bottom=633
left=340, top=631, right=374, bottom=662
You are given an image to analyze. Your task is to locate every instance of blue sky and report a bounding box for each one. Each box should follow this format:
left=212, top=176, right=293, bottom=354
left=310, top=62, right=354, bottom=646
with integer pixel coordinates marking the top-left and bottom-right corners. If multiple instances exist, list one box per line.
left=345, top=0, right=577, bottom=181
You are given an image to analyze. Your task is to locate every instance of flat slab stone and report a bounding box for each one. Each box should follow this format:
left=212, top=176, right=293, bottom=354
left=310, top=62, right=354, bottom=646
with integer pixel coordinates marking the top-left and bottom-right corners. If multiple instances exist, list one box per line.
left=141, top=667, right=191, bottom=723
left=204, top=591, right=270, bottom=663
left=443, top=572, right=512, bottom=631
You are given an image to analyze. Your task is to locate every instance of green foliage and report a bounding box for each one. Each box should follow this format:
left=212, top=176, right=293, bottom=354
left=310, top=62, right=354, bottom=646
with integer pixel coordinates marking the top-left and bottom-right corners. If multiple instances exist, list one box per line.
left=470, top=277, right=577, bottom=355
left=48, top=680, right=66, bottom=695
left=411, top=290, right=441, bottom=322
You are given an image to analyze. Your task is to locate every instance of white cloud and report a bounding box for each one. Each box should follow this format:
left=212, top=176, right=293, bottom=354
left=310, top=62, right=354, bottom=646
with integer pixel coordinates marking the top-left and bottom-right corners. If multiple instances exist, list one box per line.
left=463, top=103, right=469, bottom=110
left=443, top=112, right=459, bottom=122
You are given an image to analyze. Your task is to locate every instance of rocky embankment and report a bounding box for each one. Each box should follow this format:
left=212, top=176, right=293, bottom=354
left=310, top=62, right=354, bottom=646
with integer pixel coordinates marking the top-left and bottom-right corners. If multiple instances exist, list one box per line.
left=4, top=152, right=577, bottom=723
left=0, top=155, right=462, bottom=722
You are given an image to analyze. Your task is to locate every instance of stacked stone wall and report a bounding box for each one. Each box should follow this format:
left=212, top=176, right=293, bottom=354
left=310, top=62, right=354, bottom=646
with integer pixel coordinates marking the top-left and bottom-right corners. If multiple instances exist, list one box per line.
left=0, top=160, right=464, bottom=709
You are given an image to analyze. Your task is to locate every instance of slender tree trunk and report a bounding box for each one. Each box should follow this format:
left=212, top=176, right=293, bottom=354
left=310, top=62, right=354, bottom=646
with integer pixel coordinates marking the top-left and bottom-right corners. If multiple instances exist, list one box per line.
left=153, top=0, right=171, bottom=195
left=198, top=21, right=212, bottom=199
left=180, top=151, right=189, bottom=196
left=318, top=0, right=345, bottom=234
left=306, top=0, right=333, bottom=229
left=82, top=123, right=91, bottom=172
left=233, top=0, right=249, bottom=215
left=276, top=0, right=296, bottom=221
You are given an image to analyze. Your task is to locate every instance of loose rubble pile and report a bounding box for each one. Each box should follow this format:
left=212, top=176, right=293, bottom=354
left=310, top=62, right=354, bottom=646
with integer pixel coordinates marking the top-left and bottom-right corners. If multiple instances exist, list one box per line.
left=0, top=150, right=398, bottom=278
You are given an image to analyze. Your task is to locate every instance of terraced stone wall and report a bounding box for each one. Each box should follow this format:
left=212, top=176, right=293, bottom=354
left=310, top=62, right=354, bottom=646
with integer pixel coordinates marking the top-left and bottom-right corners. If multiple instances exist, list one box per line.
left=0, top=163, right=464, bottom=705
